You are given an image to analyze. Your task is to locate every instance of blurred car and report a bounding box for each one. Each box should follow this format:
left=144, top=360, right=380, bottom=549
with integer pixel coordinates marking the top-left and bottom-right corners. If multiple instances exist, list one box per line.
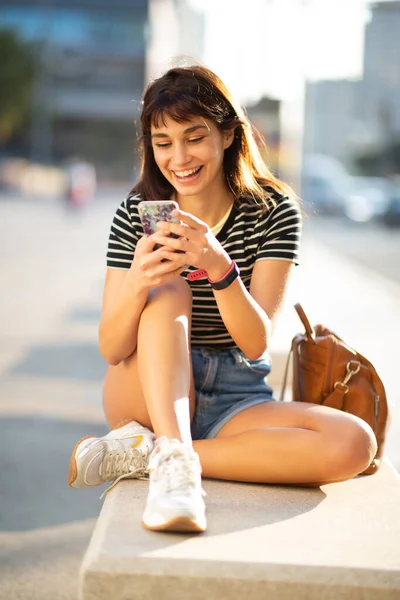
left=302, top=154, right=351, bottom=215
left=344, top=176, right=390, bottom=223
left=382, top=184, right=400, bottom=227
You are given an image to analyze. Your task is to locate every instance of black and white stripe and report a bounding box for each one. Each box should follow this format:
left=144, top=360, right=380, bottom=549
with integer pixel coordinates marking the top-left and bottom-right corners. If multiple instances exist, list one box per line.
left=106, top=188, right=302, bottom=349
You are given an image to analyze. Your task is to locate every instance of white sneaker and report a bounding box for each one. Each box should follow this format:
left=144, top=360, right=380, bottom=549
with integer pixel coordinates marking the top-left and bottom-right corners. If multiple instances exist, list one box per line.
left=68, top=421, right=155, bottom=493
left=142, top=437, right=206, bottom=533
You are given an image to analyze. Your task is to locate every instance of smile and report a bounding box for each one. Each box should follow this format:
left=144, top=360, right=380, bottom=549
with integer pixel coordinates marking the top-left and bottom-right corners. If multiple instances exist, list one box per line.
left=173, top=166, right=203, bottom=181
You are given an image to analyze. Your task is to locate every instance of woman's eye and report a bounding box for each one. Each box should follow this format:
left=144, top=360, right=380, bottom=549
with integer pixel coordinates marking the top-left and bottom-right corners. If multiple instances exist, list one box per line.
left=154, top=136, right=204, bottom=149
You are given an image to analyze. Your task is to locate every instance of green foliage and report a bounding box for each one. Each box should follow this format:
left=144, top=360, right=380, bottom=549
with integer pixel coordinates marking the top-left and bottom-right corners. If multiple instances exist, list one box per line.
left=0, top=29, right=34, bottom=143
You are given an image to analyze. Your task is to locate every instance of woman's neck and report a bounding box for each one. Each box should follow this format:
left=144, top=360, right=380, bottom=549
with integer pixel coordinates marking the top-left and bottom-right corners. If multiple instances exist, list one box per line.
left=174, top=186, right=234, bottom=230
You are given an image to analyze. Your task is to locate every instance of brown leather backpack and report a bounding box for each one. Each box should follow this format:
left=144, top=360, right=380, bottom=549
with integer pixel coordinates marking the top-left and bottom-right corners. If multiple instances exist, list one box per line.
left=280, top=303, right=390, bottom=475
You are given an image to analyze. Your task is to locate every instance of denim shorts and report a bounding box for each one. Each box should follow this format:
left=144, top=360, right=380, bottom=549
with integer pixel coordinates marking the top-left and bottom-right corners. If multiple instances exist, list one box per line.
left=190, top=347, right=275, bottom=440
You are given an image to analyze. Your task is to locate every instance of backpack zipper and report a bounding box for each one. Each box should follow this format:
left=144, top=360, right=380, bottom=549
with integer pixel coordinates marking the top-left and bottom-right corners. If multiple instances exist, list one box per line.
left=325, top=337, right=336, bottom=396
left=374, top=394, right=380, bottom=432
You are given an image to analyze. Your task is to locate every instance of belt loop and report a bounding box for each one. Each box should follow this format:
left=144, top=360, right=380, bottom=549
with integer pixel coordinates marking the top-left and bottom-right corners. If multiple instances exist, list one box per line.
left=231, top=349, right=243, bottom=365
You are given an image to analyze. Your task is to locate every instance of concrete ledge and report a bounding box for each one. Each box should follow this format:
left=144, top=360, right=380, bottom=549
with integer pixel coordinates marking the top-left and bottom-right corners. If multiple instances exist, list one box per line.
left=80, top=460, right=400, bottom=600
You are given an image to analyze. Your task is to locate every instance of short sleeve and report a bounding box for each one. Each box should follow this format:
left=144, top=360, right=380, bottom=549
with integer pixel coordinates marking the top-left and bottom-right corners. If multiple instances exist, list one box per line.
left=106, top=195, right=141, bottom=269
left=255, top=196, right=302, bottom=265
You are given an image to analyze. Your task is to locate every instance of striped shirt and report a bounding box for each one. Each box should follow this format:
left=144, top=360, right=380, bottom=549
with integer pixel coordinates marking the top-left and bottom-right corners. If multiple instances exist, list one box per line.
left=106, top=187, right=302, bottom=349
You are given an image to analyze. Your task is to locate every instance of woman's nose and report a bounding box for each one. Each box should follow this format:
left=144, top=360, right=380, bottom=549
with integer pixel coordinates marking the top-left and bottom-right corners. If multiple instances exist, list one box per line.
left=172, top=143, right=191, bottom=166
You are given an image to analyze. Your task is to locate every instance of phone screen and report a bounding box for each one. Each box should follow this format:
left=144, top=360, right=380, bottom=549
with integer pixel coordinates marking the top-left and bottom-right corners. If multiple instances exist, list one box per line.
left=138, top=201, right=180, bottom=236
left=138, top=200, right=184, bottom=259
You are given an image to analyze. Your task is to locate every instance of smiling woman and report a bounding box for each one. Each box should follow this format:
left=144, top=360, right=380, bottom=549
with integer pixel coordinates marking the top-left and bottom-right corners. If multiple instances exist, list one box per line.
left=150, top=117, right=232, bottom=215
left=136, top=65, right=293, bottom=206
left=68, top=64, right=377, bottom=535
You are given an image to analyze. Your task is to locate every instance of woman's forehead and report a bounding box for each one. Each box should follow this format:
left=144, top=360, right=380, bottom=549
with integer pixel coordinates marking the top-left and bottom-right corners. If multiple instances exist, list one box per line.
left=150, top=114, right=211, bottom=133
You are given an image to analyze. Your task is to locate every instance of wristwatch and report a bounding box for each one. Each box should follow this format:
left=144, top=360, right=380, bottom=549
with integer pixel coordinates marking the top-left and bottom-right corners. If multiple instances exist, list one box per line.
left=208, top=262, right=240, bottom=290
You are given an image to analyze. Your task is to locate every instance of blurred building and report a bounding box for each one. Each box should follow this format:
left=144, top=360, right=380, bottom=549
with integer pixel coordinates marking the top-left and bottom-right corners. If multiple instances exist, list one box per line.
left=362, top=0, right=400, bottom=141
left=303, top=79, right=360, bottom=166
left=146, top=0, right=204, bottom=81
left=303, top=0, right=400, bottom=171
left=0, top=0, right=149, bottom=181
left=246, top=97, right=281, bottom=176
left=0, top=0, right=205, bottom=182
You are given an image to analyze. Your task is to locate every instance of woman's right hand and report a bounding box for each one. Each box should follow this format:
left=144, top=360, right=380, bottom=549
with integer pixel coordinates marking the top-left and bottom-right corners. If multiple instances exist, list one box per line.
left=128, top=233, right=188, bottom=291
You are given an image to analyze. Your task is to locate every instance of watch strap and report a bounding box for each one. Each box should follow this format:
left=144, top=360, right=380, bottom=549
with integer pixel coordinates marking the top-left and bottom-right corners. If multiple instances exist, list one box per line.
left=208, top=262, right=240, bottom=290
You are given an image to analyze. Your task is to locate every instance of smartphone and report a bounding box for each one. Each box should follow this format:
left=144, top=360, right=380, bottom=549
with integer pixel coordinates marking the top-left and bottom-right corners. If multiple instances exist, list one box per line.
left=138, top=200, right=180, bottom=236
left=138, top=200, right=184, bottom=258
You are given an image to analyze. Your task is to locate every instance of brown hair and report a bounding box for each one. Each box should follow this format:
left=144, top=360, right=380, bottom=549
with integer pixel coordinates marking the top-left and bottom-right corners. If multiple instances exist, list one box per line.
left=131, top=65, right=295, bottom=207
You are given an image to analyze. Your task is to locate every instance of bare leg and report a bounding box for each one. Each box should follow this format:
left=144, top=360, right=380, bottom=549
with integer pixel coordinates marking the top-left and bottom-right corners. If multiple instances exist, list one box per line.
left=101, top=284, right=376, bottom=487
left=103, top=277, right=195, bottom=443
left=193, top=402, right=377, bottom=485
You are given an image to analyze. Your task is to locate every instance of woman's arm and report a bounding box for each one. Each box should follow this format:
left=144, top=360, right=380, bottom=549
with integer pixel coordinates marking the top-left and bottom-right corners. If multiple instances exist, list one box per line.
left=210, top=259, right=294, bottom=359
left=99, top=268, right=148, bottom=366
left=99, top=235, right=189, bottom=365
left=153, top=209, right=296, bottom=360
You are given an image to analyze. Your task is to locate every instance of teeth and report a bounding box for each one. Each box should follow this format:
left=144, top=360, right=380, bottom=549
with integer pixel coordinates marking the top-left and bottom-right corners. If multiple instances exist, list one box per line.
left=174, top=167, right=201, bottom=178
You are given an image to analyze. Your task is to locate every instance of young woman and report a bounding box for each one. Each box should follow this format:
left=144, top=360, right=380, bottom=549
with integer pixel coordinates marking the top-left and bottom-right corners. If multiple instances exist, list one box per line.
left=68, top=65, right=377, bottom=533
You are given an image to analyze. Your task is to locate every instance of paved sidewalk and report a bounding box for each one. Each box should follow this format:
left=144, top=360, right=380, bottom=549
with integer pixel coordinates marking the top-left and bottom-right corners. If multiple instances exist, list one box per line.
left=0, top=194, right=399, bottom=599
left=0, top=196, right=113, bottom=600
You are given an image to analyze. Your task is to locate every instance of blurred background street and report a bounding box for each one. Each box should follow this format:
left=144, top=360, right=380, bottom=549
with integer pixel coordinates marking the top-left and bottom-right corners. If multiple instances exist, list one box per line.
left=0, top=0, right=399, bottom=598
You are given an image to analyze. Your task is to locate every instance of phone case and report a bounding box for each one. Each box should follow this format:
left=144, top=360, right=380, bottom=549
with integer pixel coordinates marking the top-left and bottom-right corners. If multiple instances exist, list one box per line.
left=138, top=201, right=180, bottom=236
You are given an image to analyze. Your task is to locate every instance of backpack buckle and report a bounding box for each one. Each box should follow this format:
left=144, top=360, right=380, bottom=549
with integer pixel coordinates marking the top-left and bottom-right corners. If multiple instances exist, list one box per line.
left=334, top=360, right=361, bottom=391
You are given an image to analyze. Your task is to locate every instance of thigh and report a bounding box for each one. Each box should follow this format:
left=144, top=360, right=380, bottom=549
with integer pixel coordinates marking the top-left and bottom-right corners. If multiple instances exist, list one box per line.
left=215, top=400, right=370, bottom=439
left=103, top=350, right=197, bottom=430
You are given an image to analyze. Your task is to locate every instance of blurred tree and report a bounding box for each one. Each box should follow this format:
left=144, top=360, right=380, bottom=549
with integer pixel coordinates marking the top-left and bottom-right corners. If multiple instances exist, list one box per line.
left=0, top=29, right=34, bottom=144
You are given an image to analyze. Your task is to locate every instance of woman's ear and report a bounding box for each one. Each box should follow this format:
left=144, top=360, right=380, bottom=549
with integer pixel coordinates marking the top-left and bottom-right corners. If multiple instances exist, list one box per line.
left=223, top=128, right=235, bottom=150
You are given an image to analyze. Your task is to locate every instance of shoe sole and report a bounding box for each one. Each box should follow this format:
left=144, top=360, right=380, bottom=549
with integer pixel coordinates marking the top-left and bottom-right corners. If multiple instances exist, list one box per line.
left=68, top=435, right=95, bottom=487
left=142, top=517, right=206, bottom=533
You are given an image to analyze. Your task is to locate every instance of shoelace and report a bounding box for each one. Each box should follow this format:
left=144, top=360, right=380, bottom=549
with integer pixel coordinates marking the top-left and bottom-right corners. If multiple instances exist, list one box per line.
left=150, top=442, right=205, bottom=496
left=99, top=447, right=150, bottom=499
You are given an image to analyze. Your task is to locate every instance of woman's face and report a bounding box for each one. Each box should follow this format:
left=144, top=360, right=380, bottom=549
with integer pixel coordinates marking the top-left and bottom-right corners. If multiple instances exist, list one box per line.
left=150, top=115, right=233, bottom=199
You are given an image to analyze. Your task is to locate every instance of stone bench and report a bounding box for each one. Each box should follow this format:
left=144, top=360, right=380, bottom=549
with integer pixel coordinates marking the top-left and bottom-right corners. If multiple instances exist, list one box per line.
left=79, top=459, right=400, bottom=600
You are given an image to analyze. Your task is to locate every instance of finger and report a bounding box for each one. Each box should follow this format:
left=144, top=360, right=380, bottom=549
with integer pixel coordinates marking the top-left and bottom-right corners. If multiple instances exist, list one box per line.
left=156, top=220, right=203, bottom=241
left=167, top=264, right=188, bottom=277
left=136, top=233, right=161, bottom=254
left=136, top=234, right=151, bottom=249
left=141, top=246, right=183, bottom=270
left=152, top=233, right=194, bottom=254
left=144, top=254, right=188, bottom=279
left=173, top=209, right=209, bottom=232
left=154, top=267, right=187, bottom=287
left=159, top=252, right=188, bottom=268
left=149, top=245, right=187, bottom=265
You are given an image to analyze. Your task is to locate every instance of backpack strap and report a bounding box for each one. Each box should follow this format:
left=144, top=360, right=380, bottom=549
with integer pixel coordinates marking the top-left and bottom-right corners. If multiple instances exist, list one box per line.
left=294, top=303, right=315, bottom=341
left=279, top=341, right=293, bottom=402
left=322, top=383, right=348, bottom=410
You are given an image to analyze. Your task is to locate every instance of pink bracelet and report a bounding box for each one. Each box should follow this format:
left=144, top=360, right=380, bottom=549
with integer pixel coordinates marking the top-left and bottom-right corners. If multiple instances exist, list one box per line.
left=207, top=261, right=234, bottom=284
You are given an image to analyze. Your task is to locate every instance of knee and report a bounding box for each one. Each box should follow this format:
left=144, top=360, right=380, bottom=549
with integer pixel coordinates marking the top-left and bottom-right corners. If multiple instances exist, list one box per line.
left=147, top=276, right=192, bottom=310
left=324, top=416, right=378, bottom=481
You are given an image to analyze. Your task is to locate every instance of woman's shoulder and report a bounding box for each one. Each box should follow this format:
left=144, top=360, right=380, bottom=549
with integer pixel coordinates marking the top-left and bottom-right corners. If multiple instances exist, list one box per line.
left=110, top=192, right=143, bottom=233
left=238, top=185, right=298, bottom=217
left=124, top=192, right=142, bottom=213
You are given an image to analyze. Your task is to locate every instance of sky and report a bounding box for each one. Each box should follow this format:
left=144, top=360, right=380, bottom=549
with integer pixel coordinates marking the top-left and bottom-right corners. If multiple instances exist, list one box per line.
left=191, top=0, right=371, bottom=104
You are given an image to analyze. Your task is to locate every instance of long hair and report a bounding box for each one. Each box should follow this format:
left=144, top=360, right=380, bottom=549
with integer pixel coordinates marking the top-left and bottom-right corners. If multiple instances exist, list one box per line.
left=131, top=65, right=296, bottom=207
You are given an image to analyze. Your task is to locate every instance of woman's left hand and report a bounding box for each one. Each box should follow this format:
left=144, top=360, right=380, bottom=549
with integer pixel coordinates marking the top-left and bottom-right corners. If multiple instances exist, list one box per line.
left=153, top=209, right=232, bottom=280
